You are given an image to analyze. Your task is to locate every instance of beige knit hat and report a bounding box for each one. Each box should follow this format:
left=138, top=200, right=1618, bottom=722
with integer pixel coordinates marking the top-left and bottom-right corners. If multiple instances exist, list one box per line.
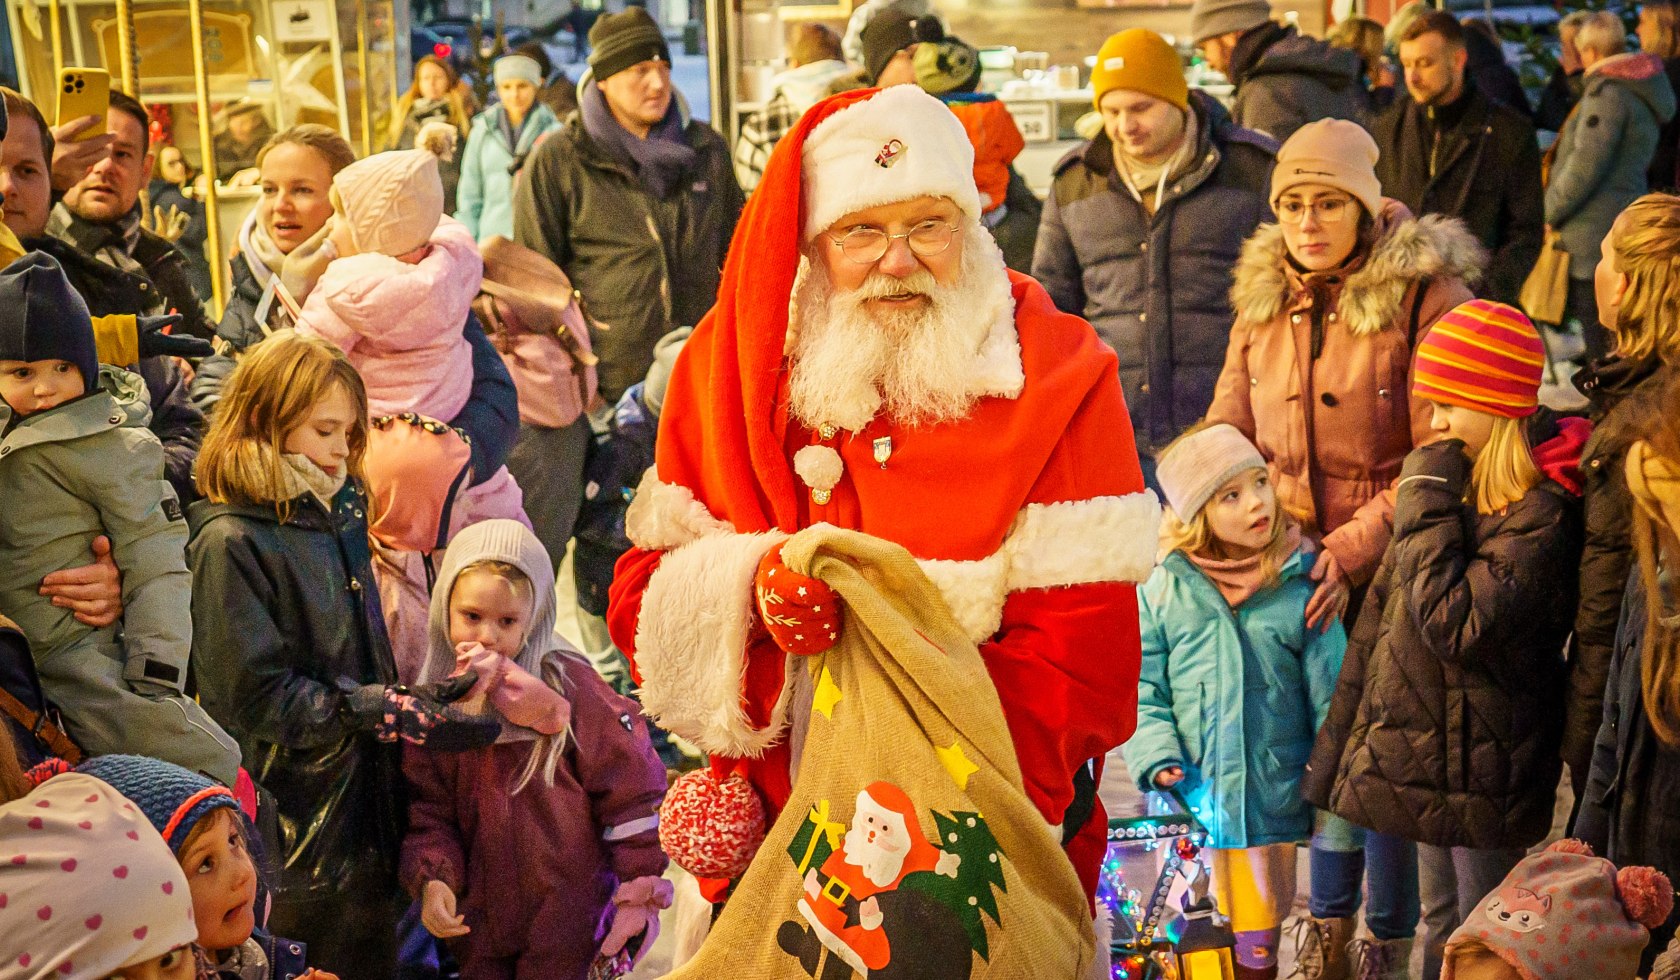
left=330, top=148, right=444, bottom=257
left=1156, top=423, right=1267, bottom=520
left=1270, top=118, right=1383, bottom=219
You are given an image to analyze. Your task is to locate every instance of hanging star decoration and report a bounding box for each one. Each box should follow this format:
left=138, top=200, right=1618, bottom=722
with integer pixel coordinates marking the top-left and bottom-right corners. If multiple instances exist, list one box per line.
left=936, top=740, right=980, bottom=791
left=812, top=666, right=844, bottom=720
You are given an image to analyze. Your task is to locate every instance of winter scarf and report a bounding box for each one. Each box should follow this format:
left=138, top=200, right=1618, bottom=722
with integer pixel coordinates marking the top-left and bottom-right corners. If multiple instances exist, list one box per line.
left=580, top=79, right=697, bottom=198
left=238, top=207, right=336, bottom=314
left=46, top=201, right=142, bottom=273
left=419, top=519, right=573, bottom=753
left=281, top=453, right=347, bottom=507
left=1188, top=525, right=1305, bottom=607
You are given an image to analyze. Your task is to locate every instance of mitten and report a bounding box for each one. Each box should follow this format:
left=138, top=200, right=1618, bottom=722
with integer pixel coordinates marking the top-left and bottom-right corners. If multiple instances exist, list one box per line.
left=598, top=875, right=674, bottom=966
left=336, top=679, right=501, bottom=751
left=754, top=543, right=842, bottom=656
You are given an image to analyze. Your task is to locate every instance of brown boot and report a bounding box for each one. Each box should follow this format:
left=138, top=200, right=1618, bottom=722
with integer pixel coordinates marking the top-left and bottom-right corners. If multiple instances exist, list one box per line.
left=1348, top=937, right=1413, bottom=980
left=1292, top=916, right=1356, bottom=980
left=1236, top=964, right=1279, bottom=980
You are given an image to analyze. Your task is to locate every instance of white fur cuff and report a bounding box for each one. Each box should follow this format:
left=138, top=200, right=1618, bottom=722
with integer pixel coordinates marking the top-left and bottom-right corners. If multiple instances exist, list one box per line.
left=634, top=529, right=791, bottom=757
left=1006, top=491, right=1162, bottom=592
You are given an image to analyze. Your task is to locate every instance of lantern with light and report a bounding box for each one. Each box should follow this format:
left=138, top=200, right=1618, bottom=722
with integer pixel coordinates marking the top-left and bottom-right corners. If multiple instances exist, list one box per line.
left=1168, top=862, right=1237, bottom=980
left=1102, top=791, right=1218, bottom=980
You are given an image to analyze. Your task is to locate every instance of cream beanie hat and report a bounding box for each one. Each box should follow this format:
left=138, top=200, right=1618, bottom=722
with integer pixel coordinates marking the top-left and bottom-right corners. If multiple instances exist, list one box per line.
left=1157, top=423, right=1267, bottom=520
left=800, top=85, right=980, bottom=240
left=1271, top=118, right=1383, bottom=220
left=330, top=148, right=444, bottom=257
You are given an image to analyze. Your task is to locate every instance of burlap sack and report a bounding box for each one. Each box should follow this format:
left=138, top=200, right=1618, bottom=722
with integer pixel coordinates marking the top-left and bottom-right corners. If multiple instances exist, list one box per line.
left=670, top=524, right=1094, bottom=979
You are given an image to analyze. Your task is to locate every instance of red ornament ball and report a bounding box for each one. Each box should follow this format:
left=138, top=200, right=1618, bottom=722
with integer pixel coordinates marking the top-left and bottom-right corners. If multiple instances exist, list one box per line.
left=659, top=770, right=768, bottom=879
left=1174, top=835, right=1199, bottom=861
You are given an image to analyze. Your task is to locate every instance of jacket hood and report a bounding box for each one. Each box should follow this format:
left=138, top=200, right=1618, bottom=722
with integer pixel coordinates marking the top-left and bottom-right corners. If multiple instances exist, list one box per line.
left=773, top=59, right=856, bottom=112
left=1587, top=52, right=1679, bottom=122
left=1240, top=25, right=1361, bottom=89
left=420, top=518, right=559, bottom=687
left=1231, top=198, right=1487, bottom=336
left=1529, top=411, right=1592, bottom=497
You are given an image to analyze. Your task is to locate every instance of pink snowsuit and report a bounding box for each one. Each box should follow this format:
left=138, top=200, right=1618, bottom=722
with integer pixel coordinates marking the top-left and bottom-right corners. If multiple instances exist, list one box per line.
left=298, top=215, right=528, bottom=677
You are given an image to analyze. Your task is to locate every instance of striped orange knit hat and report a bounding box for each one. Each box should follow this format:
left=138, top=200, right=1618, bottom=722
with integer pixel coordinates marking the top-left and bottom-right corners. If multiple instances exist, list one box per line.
left=1412, top=300, right=1545, bottom=419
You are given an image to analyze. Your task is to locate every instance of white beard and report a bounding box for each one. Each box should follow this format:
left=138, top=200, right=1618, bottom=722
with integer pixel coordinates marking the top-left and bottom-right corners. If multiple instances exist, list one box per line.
left=786, top=219, right=1012, bottom=432
left=844, top=820, right=909, bottom=888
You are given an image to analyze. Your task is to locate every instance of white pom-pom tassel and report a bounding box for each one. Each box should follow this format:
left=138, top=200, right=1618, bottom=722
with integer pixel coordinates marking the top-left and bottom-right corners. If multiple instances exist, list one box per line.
left=794, top=444, right=844, bottom=494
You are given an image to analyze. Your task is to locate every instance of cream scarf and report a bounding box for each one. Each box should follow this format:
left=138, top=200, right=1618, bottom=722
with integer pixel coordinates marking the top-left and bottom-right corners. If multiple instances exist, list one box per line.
left=1113, top=105, right=1198, bottom=216
left=238, top=209, right=336, bottom=320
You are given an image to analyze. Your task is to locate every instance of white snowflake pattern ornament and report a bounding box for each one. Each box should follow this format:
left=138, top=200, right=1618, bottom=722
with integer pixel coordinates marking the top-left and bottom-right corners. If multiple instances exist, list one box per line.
left=794, top=444, right=844, bottom=506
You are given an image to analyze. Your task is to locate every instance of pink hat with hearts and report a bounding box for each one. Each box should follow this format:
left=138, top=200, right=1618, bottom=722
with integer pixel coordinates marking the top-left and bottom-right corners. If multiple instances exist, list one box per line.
left=0, top=772, right=196, bottom=979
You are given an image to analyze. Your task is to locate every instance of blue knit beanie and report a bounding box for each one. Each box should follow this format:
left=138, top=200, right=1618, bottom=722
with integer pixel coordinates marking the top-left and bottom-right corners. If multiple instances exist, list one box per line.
left=0, top=251, right=97, bottom=395
left=76, top=754, right=239, bottom=854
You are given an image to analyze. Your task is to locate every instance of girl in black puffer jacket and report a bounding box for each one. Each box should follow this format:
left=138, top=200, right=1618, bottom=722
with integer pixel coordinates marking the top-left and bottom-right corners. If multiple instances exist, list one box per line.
left=1304, top=302, right=1589, bottom=980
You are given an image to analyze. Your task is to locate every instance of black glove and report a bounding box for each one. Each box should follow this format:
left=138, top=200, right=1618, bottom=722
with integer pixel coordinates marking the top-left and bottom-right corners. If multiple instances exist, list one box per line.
left=411, top=672, right=478, bottom=706
left=137, top=314, right=214, bottom=360
left=336, top=676, right=500, bottom=752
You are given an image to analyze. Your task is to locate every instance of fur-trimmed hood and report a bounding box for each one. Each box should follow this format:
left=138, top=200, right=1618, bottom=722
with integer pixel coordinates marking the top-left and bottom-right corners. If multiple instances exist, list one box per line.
left=1230, top=199, right=1486, bottom=337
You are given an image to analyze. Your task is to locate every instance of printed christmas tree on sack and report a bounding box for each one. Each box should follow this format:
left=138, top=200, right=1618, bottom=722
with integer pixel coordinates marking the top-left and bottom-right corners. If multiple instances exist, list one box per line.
left=902, top=811, right=1008, bottom=960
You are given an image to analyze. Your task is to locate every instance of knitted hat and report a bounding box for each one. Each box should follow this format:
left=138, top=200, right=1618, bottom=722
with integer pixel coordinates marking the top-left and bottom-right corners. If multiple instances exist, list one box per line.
left=588, top=8, right=671, bottom=82
left=0, top=251, right=97, bottom=395
left=1189, top=0, right=1274, bottom=45
left=0, top=773, right=197, bottom=979
left=1156, top=423, right=1268, bottom=520
left=1091, top=29, right=1189, bottom=112
left=800, top=84, right=979, bottom=240
left=1443, top=840, right=1675, bottom=980
left=860, top=10, right=940, bottom=84
left=1412, top=300, right=1545, bottom=419
left=913, top=35, right=982, bottom=95
left=1271, top=118, right=1383, bottom=219
left=75, top=754, right=239, bottom=855
left=492, top=54, right=543, bottom=88
left=363, top=413, right=473, bottom=553
left=330, top=148, right=444, bottom=257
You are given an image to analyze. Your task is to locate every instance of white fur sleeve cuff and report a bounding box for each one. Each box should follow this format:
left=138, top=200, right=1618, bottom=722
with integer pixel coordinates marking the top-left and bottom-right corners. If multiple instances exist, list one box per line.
left=633, top=529, right=791, bottom=758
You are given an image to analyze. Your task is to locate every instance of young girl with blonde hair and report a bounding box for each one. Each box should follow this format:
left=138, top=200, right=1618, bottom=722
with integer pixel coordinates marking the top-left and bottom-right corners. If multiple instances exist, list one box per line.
left=1567, top=192, right=1680, bottom=805
left=187, top=331, right=496, bottom=978
left=1576, top=375, right=1680, bottom=972
left=1306, top=300, right=1591, bottom=980
left=1123, top=422, right=1350, bottom=979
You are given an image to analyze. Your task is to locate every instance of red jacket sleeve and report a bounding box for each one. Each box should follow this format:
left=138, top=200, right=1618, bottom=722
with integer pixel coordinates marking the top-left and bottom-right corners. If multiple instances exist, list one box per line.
left=400, top=745, right=466, bottom=897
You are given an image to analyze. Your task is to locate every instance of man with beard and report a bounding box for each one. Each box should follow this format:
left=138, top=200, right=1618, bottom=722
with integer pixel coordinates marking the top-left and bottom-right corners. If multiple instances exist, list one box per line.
left=1372, top=11, right=1543, bottom=307
left=606, top=85, right=1158, bottom=910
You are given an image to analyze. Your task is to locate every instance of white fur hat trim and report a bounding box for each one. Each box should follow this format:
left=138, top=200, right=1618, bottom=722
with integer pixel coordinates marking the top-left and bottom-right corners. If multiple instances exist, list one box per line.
left=800, top=85, right=981, bottom=241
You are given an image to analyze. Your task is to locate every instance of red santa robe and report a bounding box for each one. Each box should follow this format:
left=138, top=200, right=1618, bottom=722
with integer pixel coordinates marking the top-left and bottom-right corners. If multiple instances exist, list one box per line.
left=605, top=88, right=1158, bottom=904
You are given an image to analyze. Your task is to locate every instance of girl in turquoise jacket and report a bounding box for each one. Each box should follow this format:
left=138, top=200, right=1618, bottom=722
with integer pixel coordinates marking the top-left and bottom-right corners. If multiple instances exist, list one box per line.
left=1121, top=422, right=1347, bottom=980
left=455, top=54, right=563, bottom=244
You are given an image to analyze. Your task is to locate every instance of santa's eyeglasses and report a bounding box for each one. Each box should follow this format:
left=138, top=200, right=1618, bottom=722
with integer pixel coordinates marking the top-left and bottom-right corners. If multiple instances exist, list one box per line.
left=825, top=219, right=956, bottom=265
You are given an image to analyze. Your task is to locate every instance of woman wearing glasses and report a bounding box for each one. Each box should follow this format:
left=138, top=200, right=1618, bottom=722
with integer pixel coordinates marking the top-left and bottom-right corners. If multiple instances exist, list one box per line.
left=1206, top=119, right=1483, bottom=979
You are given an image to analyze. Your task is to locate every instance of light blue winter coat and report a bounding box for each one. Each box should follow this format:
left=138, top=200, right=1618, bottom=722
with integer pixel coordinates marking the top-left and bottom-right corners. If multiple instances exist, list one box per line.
left=455, top=101, right=562, bottom=243
left=1121, top=546, right=1345, bottom=849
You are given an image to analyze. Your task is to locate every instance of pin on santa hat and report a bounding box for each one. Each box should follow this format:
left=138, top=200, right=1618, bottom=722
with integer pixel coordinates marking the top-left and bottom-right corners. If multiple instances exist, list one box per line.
left=799, top=85, right=982, bottom=241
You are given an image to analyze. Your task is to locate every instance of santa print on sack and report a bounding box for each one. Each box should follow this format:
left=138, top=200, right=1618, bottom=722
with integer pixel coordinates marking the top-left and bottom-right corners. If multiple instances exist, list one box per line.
left=776, top=782, right=1007, bottom=979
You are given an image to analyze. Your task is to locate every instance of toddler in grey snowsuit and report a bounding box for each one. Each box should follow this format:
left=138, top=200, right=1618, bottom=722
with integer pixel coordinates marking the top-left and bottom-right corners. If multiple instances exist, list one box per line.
left=0, top=252, right=239, bottom=782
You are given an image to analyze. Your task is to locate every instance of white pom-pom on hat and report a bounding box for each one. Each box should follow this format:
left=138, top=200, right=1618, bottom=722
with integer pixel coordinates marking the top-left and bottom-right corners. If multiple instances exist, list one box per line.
left=794, top=444, right=844, bottom=493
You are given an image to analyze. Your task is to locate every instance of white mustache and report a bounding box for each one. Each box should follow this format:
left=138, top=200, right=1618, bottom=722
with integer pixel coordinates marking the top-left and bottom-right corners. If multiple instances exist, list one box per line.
left=853, top=269, right=938, bottom=300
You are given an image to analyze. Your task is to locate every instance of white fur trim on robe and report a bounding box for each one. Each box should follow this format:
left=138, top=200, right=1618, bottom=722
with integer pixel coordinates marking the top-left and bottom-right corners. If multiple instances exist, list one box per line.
left=625, top=471, right=1162, bottom=754
left=633, top=527, right=790, bottom=757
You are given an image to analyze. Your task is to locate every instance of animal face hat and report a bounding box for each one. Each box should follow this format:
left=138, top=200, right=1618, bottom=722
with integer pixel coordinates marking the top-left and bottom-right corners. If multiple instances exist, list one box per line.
left=0, top=773, right=197, bottom=979
left=1443, top=840, right=1674, bottom=980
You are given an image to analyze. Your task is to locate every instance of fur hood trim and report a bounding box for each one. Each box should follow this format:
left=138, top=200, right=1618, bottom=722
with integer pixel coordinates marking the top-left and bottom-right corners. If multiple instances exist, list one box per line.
left=1230, top=201, right=1486, bottom=337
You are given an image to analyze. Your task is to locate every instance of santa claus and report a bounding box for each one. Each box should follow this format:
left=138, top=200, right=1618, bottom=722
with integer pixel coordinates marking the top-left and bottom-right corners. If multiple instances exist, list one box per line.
left=606, top=85, right=1158, bottom=904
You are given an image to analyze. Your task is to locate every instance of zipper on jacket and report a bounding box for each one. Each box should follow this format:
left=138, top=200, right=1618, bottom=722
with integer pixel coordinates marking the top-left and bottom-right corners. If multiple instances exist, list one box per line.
left=643, top=213, right=673, bottom=322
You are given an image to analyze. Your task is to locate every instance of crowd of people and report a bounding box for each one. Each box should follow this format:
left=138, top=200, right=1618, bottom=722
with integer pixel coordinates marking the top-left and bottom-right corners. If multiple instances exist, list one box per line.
left=2, top=1, right=1680, bottom=979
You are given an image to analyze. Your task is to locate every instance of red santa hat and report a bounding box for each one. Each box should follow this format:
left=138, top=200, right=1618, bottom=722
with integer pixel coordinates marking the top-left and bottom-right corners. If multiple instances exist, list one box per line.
left=645, top=86, right=981, bottom=539
left=799, top=84, right=981, bottom=240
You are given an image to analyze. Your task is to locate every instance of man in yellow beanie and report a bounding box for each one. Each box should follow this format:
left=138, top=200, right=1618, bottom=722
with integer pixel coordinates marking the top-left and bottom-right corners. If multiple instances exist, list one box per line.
left=1033, top=28, right=1276, bottom=480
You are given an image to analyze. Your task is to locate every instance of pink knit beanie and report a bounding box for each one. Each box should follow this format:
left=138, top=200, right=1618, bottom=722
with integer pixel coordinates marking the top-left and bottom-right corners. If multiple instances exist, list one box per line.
left=1271, top=119, right=1383, bottom=219
left=0, top=773, right=197, bottom=979
left=330, top=148, right=444, bottom=257
left=1443, top=840, right=1675, bottom=980
left=1412, top=300, right=1545, bottom=419
left=1156, top=422, right=1267, bottom=520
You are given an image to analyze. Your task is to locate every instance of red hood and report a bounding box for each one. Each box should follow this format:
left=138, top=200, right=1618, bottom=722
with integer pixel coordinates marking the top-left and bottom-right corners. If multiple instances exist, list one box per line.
left=1532, top=415, right=1592, bottom=497
left=1590, top=51, right=1665, bottom=82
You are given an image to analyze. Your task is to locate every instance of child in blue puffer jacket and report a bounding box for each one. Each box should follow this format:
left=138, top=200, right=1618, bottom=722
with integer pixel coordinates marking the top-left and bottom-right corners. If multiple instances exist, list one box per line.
left=1121, top=422, right=1351, bottom=980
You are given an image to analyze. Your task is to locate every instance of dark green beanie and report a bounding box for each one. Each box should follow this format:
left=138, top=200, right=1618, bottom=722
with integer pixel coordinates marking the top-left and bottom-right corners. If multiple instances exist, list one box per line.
left=589, top=8, right=671, bottom=82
